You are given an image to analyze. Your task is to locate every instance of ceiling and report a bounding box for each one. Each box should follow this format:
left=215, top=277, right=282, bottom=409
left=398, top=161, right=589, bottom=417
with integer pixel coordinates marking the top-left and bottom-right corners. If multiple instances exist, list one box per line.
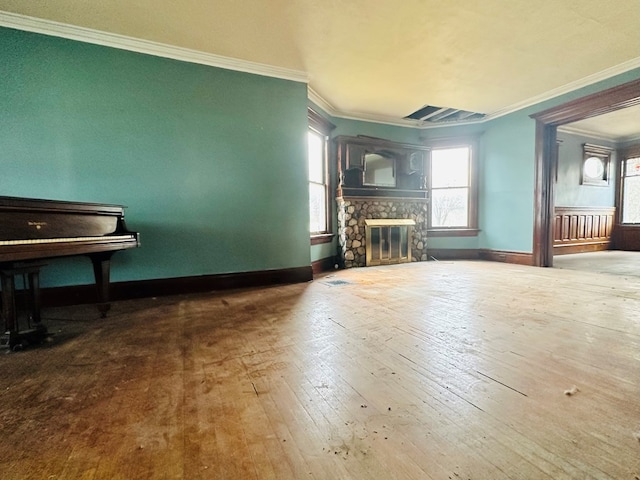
left=1, top=0, right=639, bottom=132
left=561, top=105, right=640, bottom=143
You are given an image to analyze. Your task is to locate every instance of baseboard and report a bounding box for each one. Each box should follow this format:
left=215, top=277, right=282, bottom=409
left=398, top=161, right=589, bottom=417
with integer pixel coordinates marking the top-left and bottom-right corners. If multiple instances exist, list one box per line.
left=553, top=242, right=610, bottom=255
left=427, top=248, right=533, bottom=266
left=41, top=265, right=313, bottom=308
left=426, top=249, right=481, bottom=261
left=479, top=249, right=534, bottom=265
left=312, top=256, right=338, bottom=275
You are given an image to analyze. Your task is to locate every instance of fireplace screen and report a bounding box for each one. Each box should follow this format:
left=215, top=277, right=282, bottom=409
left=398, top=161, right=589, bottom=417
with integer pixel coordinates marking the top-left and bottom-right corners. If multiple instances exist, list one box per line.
left=365, top=219, right=415, bottom=266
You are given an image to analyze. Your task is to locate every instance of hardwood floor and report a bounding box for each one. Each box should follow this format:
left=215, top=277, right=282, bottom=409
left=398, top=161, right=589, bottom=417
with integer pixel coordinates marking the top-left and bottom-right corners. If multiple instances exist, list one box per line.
left=554, top=250, right=640, bottom=279
left=1, top=260, right=639, bottom=479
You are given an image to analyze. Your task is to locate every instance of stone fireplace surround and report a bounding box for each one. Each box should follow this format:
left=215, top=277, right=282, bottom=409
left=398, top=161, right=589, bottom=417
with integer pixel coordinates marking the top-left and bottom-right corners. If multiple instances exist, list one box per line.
left=337, top=197, right=429, bottom=268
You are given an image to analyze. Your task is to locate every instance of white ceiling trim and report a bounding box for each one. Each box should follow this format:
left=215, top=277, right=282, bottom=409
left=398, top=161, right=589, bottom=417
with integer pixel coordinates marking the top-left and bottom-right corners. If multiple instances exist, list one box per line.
left=0, top=10, right=308, bottom=83
left=557, top=125, right=618, bottom=143
left=558, top=125, right=640, bottom=144
left=487, top=57, right=640, bottom=120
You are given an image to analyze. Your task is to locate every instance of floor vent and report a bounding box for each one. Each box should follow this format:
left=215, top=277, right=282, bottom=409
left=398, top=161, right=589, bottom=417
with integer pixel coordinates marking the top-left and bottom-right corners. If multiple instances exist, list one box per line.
left=323, top=279, right=352, bottom=286
left=405, top=105, right=485, bottom=124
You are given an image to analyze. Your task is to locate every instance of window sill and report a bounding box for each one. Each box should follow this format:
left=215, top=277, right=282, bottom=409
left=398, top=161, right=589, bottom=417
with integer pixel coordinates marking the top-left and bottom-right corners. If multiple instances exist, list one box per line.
left=428, top=228, right=480, bottom=237
left=310, top=233, right=335, bottom=245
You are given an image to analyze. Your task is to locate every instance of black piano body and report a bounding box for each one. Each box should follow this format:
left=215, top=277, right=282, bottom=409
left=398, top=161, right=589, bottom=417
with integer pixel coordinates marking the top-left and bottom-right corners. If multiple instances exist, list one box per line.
left=0, top=196, right=140, bottom=350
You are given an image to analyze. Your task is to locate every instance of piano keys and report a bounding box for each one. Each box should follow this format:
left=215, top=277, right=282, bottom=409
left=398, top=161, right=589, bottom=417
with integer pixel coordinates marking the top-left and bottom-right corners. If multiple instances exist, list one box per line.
left=0, top=196, right=140, bottom=350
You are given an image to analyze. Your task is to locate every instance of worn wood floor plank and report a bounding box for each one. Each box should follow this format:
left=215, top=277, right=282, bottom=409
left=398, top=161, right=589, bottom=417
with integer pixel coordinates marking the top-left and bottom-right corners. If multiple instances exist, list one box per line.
left=1, top=259, right=640, bottom=479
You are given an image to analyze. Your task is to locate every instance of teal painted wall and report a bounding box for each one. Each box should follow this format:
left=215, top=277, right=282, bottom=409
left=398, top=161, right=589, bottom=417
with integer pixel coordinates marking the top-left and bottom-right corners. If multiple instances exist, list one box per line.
left=478, top=68, right=640, bottom=253
left=481, top=112, right=536, bottom=252
left=1, top=27, right=310, bottom=287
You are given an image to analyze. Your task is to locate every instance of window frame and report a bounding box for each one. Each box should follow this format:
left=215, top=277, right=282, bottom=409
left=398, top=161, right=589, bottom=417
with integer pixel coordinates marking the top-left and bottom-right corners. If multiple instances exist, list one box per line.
left=308, top=108, right=335, bottom=244
left=425, top=137, right=479, bottom=237
left=618, top=144, right=640, bottom=226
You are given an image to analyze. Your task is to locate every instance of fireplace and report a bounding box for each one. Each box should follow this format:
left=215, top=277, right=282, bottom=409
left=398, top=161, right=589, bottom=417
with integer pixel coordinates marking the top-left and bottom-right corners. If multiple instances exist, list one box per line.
left=365, top=219, right=414, bottom=266
left=337, top=198, right=428, bottom=268
left=334, top=135, right=430, bottom=269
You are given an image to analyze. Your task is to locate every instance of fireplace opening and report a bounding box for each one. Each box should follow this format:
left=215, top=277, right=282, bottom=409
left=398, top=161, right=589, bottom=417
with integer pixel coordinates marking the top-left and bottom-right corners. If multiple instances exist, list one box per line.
left=365, top=219, right=415, bottom=266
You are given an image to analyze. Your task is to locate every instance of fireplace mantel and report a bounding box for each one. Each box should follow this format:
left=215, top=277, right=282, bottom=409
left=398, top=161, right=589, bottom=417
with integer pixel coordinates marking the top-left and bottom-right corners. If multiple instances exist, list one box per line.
left=335, top=135, right=429, bottom=199
left=364, top=219, right=416, bottom=227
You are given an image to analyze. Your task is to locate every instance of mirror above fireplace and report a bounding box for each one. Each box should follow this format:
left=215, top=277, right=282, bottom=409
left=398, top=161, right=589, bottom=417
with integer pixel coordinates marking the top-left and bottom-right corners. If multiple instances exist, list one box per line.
left=363, top=152, right=396, bottom=187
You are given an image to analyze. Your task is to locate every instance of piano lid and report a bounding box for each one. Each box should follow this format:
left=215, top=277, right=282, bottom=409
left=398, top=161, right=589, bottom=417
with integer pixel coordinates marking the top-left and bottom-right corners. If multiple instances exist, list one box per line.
left=0, top=196, right=133, bottom=241
left=0, top=196, right=128, bottom=215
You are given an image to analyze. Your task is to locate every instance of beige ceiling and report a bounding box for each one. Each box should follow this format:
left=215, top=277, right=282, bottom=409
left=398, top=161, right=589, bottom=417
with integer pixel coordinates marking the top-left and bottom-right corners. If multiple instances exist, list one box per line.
left=562, top=105, right=640, bottom=143
left=1, top=0, right=639, bottom=125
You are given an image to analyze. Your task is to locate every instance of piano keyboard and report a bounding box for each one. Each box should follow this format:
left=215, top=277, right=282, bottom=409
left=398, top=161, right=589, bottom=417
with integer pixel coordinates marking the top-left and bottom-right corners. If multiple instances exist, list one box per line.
left=0, top=235, right=135, bottom=246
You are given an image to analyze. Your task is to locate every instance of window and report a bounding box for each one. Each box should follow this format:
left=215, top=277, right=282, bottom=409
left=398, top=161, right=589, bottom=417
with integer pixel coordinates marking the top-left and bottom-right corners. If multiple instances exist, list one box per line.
left=621, top=154, right=640, bottom=224
left=308, top=108, right=335, bottom=244
left=308, top=129, right=327, bottom=233
left=426, top=139, right=478, bottom=235
left=581, top=143, right=612, bottom=186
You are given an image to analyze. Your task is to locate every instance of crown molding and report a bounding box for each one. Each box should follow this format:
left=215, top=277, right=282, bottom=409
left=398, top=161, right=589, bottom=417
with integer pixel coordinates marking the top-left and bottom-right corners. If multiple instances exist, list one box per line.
left=307, top=87, right=336, bottom=116
left=0, top=10, right=308, bottom=83
left=557, top=125, right=617, bottom=143
left=486, top=57, right=640, bottom=121
left=558, top=124, right=640, bottom=145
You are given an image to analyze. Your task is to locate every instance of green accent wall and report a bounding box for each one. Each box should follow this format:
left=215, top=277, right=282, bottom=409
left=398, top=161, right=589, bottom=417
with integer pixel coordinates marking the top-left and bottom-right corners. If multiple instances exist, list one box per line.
left=1, top=27, right=310, bottom=287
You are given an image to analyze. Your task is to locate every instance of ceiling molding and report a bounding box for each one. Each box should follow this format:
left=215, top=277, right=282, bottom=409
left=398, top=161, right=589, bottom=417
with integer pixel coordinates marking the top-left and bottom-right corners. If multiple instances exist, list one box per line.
left=556, top=125, right=617, bottom=143
left=0, top=10, right=308, bottom=83
left=558, top=125, right=640, bottom=144
left=307, top=88, right=337, bottom=116
left=487, top=57, right=640, bottom=121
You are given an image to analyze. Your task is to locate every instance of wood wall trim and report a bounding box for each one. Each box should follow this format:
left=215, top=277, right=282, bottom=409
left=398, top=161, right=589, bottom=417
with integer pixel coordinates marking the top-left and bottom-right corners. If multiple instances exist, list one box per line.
left=554, top=243, right=611, bottom=255
left=553, top=206, right=615, bottom=255
left=312, top=256, right=338, bottom=275
left=310, top=233, right=334, bottom=245
left=426, top=248, right=533, bottom=265
left=41, top=266, right=313, bottom=308
left=612, top=225, right=640, bottom=251
left=478, top=249, right=534, bottom=266
left=426, top=249, right=481, bottom=261
left=531, top=78, right=640, bottom=126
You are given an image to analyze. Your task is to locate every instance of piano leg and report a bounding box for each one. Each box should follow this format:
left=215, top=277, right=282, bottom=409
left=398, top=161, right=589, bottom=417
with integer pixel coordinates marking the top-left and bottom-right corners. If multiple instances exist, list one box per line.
left=91, top=253, right=114, bottom=318
left=1, top=269, right=17, bottom=333
left=28, top=269, right=42, bottom=325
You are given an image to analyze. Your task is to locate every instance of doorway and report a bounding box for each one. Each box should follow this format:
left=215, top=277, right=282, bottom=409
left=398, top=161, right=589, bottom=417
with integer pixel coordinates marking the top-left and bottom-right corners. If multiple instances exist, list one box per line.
left=530, top=77, right=640, bottom=267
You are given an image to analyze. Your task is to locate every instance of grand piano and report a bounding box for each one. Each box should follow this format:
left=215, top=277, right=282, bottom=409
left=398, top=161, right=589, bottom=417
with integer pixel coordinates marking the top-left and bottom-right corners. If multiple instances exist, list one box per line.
left=0, top=196, right=140, bottom=350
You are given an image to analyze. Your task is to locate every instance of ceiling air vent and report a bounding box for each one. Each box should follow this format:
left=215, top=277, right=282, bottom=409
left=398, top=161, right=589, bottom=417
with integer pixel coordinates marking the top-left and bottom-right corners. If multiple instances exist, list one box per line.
left=405, top=105, right=485, bottom=124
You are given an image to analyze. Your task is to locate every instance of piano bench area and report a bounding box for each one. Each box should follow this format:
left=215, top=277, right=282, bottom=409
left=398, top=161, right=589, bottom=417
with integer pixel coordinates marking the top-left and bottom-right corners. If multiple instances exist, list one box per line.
left=0, top=196, right=140, bottom=351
